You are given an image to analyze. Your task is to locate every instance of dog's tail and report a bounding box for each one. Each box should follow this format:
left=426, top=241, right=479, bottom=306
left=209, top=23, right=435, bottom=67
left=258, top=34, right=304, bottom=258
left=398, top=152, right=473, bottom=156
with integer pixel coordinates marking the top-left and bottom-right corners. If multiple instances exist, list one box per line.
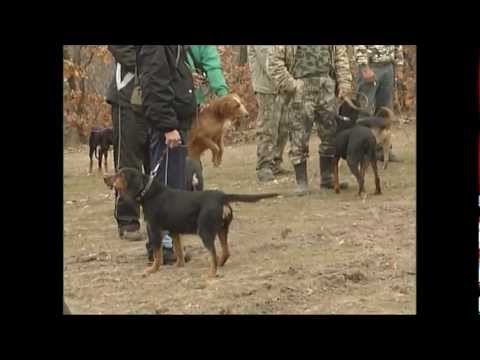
left=222, top=193, right=279, bottom=204
left=375, top=107, right=395, bottom=129
left=357, top=114, right=393, bottom=130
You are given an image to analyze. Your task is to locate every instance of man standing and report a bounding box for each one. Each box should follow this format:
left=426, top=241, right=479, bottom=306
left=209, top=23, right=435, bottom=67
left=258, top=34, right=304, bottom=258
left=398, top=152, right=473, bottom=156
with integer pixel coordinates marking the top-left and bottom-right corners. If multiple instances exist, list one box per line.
left=248, top=45, right=289, bottom=182
left=136, top=45, right=197, bottom=264
left=267, top=45, right=352, bottom=194
left=353, top=45, right=404, bottom=162
left=106, top=46, right=149, bottom=241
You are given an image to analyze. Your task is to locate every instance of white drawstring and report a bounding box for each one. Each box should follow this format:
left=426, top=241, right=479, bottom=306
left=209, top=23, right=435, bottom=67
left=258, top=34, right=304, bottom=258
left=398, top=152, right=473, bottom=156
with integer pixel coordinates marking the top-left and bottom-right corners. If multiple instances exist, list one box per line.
left=164, top=147, right=169, bottom=185
left=114, top=104, right=122, bottom=219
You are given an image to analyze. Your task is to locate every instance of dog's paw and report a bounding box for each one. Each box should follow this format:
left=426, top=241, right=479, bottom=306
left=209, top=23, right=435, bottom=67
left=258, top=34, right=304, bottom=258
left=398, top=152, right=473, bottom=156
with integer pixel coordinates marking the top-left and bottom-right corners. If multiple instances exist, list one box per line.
left=175, top=260, right=185, bottom=268
left=374, top=190, right=382, bottom=195
left=334, top=187, right=341, bottom=194
left=212, top=156, right=221, bottom=166
left=143, top=266, right=159, bottom=277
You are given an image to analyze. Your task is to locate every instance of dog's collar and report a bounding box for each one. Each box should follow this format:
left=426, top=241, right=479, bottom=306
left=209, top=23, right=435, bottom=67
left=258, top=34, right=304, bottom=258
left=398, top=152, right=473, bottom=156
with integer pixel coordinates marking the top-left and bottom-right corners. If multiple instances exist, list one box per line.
left=136, top=176, right=155, bottom=202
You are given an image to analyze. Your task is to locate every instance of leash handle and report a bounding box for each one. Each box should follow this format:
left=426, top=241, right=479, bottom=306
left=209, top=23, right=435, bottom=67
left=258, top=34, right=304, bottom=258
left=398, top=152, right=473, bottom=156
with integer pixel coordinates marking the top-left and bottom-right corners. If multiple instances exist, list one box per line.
left=150, top=147, right=169, bottom=178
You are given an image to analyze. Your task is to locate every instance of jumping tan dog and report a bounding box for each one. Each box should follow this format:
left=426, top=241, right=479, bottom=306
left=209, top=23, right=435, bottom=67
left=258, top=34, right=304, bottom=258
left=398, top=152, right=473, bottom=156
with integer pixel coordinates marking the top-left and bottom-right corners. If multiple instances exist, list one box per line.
left=188, top=94, right=249, bottom=167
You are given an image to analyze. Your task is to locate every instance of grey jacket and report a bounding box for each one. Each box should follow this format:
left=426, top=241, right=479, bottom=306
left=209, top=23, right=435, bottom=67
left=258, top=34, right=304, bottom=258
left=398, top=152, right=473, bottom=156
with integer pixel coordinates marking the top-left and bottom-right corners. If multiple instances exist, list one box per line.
left=247, top=46, right=277, bottom=94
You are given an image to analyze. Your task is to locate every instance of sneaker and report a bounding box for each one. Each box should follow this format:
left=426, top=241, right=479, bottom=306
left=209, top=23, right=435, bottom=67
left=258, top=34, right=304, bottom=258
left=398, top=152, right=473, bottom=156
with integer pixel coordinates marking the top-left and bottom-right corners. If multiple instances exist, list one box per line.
left=163, top=246, right=192, bottom=265
left=163, top=247, right=176, bottom=265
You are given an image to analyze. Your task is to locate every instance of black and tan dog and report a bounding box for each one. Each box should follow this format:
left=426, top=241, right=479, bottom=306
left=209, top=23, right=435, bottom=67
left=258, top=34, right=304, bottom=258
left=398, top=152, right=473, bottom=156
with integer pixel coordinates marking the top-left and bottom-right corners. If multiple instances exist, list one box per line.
left=339, top=98, right=394, bottom=170
left=89, top=127, right=114, bottom=174
left=330, top=110, right=382, bottom=197
left=104, top=168, right=278, bottom=278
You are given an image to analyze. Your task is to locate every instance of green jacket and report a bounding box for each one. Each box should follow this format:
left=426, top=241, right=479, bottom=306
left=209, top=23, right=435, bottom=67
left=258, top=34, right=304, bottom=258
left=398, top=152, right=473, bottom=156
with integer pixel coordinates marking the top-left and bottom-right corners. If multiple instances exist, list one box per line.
left=186, top=45, right=229, bottom=104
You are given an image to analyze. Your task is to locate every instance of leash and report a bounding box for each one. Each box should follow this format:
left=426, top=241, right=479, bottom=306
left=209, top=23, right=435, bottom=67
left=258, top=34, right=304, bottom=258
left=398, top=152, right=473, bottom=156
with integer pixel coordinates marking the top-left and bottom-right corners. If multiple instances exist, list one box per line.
left=137, top=147, right=168, bottom=201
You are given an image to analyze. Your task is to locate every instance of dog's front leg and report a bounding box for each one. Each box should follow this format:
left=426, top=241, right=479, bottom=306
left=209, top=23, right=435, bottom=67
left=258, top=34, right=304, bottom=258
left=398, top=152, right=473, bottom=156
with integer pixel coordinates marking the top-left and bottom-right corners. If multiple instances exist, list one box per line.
left=89, top=157, right=93, bottom=175
left=203, top=138, right=220, bottom=166
left=383, top=139, right=390, bottom=170
left=358, top=160, right=367, bottom=196
left=215, top=135, right=224, bottom=167
left=98, top=149, right=103, bottom=173
left=172, top=233, right=185, bottom=267
left=104, top=153, right=108, bottom=172
left=143, top=246, right=163, bottom=276
left=371, top=159, right=382, bottom=195
left=333, top=158, right=341, bottom=194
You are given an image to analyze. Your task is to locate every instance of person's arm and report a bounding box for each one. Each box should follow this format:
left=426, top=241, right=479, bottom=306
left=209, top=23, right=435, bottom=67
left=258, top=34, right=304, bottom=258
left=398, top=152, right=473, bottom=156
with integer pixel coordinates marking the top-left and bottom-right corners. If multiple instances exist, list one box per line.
left=334, top=45, right=353, bottom=98
left=196, top=46, right=229, bottom=97
left=266, top=45, right=299, bottom=94
left=137, top=46, right=179, bottom=133
left=107, top=45, right=137, bottom=69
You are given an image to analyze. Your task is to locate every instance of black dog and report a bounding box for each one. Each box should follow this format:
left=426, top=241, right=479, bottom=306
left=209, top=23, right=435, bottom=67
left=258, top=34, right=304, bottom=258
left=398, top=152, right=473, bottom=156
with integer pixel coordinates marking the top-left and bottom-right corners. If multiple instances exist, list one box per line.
left=104, top=168, right=278, bottom=278
left=339, top=98, right=394, bottom=169
left=327, top=109, right=381, bottom=197
left=89, top=127, right=113, bottom=174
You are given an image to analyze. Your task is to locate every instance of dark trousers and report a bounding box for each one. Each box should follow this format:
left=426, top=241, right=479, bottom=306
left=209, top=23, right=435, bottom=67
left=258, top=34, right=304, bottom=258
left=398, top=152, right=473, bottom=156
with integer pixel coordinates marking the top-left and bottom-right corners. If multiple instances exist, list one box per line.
left=111, top=103, right=150, bottom=232
left=146, top=128, right=188, bottom=251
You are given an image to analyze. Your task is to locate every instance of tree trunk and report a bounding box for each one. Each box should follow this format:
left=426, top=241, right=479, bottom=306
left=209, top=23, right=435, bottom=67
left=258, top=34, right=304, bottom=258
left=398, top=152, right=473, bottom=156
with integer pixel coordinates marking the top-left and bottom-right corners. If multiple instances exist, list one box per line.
left=238, top=45, right=248, bottom=65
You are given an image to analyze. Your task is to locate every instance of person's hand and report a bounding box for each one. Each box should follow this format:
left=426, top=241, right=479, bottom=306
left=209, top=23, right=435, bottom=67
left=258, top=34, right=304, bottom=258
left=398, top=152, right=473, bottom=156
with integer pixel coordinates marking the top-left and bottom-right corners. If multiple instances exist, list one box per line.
left=192, top=72, right=205, bottom=88
left=361, top=65, right=376, bottom=83
left=337, top=87, right=349, bottom=100
left=395, top=65, right=404, bottom=83
left=294, top=79, right=304, bottom=94
left=165, top=130, right=181, bottom=148
left=289, top=78, right=304, bottom=101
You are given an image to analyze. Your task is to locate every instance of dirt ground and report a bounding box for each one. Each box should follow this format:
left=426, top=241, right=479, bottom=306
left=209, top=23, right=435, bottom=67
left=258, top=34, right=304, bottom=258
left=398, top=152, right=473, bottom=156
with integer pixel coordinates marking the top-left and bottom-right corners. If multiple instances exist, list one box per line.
left=63, top=122, right=416, bottom=315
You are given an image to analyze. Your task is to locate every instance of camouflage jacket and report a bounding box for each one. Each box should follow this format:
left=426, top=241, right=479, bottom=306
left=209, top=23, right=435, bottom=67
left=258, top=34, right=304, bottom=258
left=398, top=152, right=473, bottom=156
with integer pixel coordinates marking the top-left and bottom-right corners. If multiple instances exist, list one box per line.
left=266, top=45, right=352, bottom=96
left=354, top=45, right=404, bottom=66
left=248, top=45, right=277, bottom=94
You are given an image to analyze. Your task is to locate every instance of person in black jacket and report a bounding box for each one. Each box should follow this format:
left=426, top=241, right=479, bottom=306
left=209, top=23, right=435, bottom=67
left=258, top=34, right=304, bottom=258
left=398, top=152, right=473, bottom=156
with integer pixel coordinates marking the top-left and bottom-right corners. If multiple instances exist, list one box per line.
left=136, top=45, right=197, bottom=263
left=106, top=46, right=150, bottom=241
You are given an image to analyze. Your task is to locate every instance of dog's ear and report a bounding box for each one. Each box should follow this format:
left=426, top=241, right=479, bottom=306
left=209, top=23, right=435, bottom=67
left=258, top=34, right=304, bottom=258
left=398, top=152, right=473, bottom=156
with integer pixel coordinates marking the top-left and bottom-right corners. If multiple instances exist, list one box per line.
left=103, top=173, right=127, bottom=193
left=216, top=95, right=235, bottom=119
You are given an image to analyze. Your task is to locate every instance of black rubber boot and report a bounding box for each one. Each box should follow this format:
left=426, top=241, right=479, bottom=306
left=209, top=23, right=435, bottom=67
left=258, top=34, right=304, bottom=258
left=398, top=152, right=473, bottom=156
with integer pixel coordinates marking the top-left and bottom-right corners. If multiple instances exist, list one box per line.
left=293, top=162, right=309, bottom=195
left=320, top=156, right=348, bottom=190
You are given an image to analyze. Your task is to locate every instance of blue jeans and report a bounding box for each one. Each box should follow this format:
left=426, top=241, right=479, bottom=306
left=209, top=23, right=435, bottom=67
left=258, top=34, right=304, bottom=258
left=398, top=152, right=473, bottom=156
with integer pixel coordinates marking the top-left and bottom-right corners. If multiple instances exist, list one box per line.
left=357, top=63, right=394, bottom=114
